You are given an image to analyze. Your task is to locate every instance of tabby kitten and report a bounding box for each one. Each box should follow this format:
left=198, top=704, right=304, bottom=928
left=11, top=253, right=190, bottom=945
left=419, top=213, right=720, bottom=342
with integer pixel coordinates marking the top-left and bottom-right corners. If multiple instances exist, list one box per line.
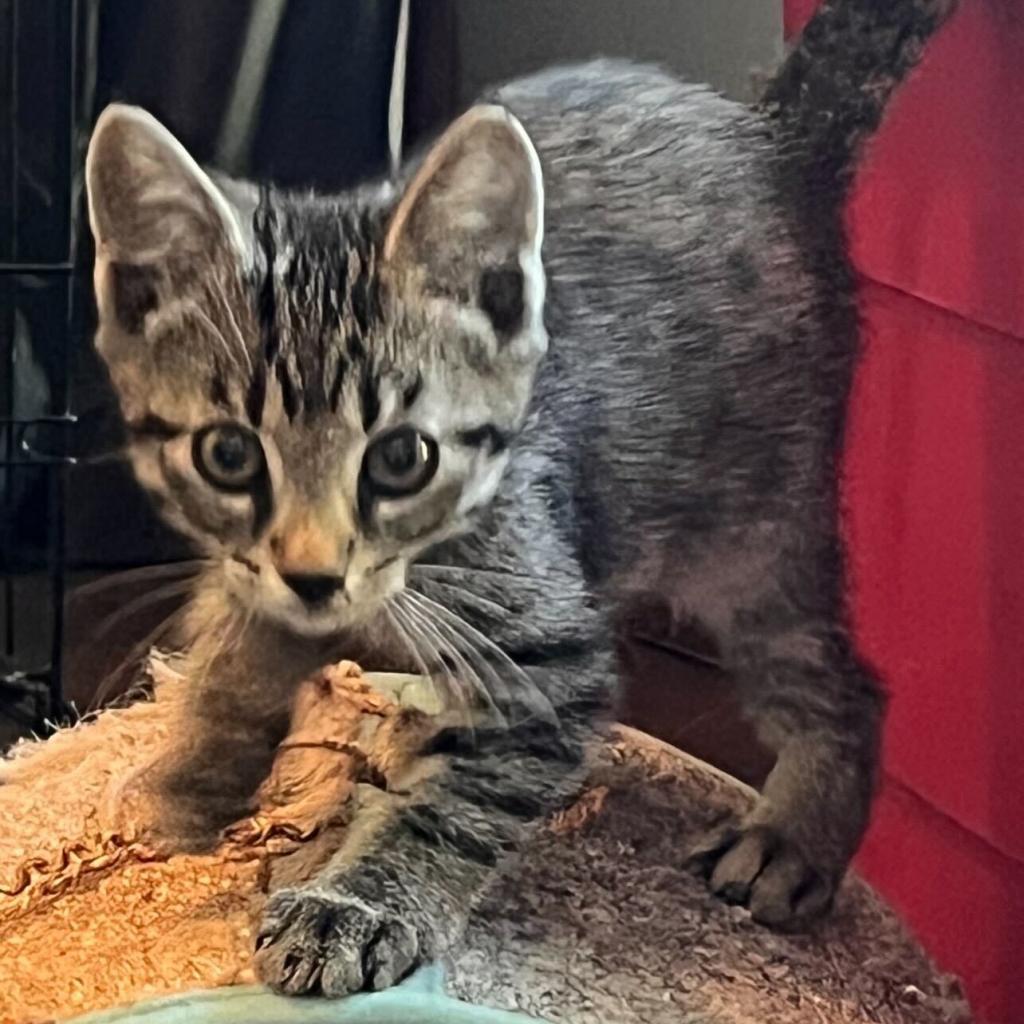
left=85, top=0, right=956, bottom=997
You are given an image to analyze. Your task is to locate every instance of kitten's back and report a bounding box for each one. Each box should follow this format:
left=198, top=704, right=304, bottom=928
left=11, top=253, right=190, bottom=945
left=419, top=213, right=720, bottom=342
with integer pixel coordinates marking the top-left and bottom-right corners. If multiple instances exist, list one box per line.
left=489, top=62, right=825, bottom=585
left=486, top=0, right=956, bottom=586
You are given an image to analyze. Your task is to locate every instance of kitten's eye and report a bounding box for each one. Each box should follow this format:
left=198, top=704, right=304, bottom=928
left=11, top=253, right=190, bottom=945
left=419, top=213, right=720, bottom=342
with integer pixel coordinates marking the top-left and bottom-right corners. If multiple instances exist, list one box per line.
left=193, top=424, right=265, bottom=491
left=363, top=426, right=438, bottom=497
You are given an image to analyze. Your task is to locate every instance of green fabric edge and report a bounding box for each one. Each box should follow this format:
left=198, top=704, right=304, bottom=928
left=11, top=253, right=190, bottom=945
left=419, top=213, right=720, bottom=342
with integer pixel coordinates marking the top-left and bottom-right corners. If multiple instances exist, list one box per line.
left=64, top=966, right=547, bottom=1024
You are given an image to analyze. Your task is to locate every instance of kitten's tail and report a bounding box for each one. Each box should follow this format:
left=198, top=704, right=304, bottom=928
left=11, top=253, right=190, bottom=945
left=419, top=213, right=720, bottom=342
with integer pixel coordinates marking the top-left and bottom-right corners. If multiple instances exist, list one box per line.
left=761, top=0, right=958, bottom=205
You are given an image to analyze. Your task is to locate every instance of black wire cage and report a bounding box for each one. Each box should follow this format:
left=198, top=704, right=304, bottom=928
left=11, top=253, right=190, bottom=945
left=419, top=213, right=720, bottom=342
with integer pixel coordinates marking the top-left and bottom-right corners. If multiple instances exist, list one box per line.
left=0, top=0, right=97, bottom=733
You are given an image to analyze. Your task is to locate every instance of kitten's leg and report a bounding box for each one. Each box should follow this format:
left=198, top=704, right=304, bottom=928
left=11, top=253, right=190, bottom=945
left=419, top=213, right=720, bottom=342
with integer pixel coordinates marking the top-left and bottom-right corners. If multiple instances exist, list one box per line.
left=692, top=618, right=883, bottom=928
left=254, top=644, right=610, bottom=995
left=254, top=465, right=609, bottom=996
left=148, top=604, right=339, bottom=847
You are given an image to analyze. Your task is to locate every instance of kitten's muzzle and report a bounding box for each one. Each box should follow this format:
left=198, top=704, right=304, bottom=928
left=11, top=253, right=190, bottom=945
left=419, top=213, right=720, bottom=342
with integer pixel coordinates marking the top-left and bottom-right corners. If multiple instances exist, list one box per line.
left=280, top=572, right=345, bottom=607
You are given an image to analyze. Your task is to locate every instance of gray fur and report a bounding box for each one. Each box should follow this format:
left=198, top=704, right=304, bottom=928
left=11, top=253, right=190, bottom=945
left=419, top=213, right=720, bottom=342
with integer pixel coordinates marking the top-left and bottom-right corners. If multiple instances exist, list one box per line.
left=85, top=0, right=957, bottom=997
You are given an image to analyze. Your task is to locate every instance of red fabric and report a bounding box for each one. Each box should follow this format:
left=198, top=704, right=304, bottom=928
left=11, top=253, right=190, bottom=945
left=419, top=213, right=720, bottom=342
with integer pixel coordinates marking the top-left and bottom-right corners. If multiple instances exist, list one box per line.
left=846, top=281, right=1024, bottom=863
left=846, top=282, right=1024, bottom=1024
left=785, top=2, right=1024, bottom=1020
left=849, top=0, right=1024, bottom=343
left=784, top=0, right=820, bottom=37
left=860, top=773, right=1024, bottom=1020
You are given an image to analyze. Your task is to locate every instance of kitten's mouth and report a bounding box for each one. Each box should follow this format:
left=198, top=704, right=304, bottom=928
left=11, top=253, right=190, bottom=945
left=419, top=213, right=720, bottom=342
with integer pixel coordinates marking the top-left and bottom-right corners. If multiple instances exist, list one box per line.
left=256, top=587, right=356, bottom=638
left=275, top=603, right=349, bottom=638
left=230, top=553, right=261, bottom=575
left=266, top=584, right=383, bottom=639
left=223, top=548, right=403, bottom=639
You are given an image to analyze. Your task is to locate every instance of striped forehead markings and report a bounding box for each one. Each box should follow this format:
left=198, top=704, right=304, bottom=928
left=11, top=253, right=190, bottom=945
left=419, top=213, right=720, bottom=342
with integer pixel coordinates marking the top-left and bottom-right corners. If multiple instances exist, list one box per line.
left=248, top=189, right=385, bottom=426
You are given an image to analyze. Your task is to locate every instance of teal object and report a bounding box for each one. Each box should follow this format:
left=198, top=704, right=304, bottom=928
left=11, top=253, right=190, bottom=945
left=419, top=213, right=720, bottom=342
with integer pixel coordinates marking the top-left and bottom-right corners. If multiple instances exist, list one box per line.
left=66, top=966, right=546, bottom=1024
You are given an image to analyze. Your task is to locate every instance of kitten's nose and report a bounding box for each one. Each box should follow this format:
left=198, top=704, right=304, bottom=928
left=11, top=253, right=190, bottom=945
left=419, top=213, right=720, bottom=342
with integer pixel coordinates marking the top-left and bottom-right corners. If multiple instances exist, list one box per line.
left=281, top=572, right=344, bottom=607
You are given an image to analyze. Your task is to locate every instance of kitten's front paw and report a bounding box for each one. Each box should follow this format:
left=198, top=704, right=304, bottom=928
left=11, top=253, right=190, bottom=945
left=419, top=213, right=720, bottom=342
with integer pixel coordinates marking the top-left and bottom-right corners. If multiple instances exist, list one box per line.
left=255, top=887, right=422, bottom=996
left=688, top=821, right=836, bottom=929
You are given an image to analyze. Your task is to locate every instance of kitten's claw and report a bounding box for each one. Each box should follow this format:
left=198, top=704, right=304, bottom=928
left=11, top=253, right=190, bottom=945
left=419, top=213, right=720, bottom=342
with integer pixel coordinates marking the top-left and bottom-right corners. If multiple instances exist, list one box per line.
left=688, top=821, right=835, bottom=929
left=255, top=887, right=422, bottom=996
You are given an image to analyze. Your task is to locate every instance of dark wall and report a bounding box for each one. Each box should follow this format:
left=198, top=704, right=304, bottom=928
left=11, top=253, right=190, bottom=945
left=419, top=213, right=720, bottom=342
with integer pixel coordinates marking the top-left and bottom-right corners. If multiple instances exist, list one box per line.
left=94, top=0, right=402, bottom=187
left=451, top=0, right=781, bottom=105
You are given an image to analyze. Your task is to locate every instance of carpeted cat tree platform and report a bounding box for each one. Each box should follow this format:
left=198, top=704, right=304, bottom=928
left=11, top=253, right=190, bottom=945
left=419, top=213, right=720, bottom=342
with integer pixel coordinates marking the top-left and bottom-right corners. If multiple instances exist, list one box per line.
left=0, top=657, right=971, bottom=1024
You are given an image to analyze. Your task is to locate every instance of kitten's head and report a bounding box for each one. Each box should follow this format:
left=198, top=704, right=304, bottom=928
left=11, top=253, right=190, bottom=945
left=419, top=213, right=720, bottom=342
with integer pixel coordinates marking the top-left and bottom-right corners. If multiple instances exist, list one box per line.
left=86, top=103, right=545, bottom=637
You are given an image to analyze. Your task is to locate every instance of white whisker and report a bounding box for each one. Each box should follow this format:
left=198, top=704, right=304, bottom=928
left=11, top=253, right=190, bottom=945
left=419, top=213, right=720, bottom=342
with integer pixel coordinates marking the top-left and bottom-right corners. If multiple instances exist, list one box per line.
left=412, top=576, right=513, bottom=618
left=90, top=603, right=187, bottom=711
left=191, top=303, right=253, bottom=380
left=70, top=559, right=208, bottom=600
left=384, top=603, right=433, bottom=680
left=393, top=594, right=496, bottom=728
left=224, top=598, right=257, bottom=658
left=210, top=276, right=255, bottom=376
left=93, top=578, right=196, bottom=639
left=187, top=605, right=245, bottom=697
left=403, top=588, right=558, bottom=729
left=390, top=599, right=484, bottom=732
left=389, top=601, right=470, bottom=731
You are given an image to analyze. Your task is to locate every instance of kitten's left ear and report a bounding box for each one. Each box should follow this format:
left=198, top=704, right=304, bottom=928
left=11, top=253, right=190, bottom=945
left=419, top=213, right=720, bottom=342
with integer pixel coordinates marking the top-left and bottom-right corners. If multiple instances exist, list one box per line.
left=384, top=105, right=545, bottom=347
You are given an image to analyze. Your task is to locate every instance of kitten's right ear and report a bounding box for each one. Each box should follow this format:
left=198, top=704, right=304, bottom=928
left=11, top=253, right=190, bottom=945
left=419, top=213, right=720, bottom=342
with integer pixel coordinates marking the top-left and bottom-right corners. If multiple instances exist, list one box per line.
left=86, top=104, right=247, bottom=329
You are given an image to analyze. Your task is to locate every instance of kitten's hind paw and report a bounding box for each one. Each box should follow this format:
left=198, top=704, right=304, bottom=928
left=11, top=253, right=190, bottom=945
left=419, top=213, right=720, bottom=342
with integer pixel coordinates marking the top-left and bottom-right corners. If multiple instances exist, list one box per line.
left=255, top=887, right=421, bottom=996
left=688, top=822, right=836, bottom=930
